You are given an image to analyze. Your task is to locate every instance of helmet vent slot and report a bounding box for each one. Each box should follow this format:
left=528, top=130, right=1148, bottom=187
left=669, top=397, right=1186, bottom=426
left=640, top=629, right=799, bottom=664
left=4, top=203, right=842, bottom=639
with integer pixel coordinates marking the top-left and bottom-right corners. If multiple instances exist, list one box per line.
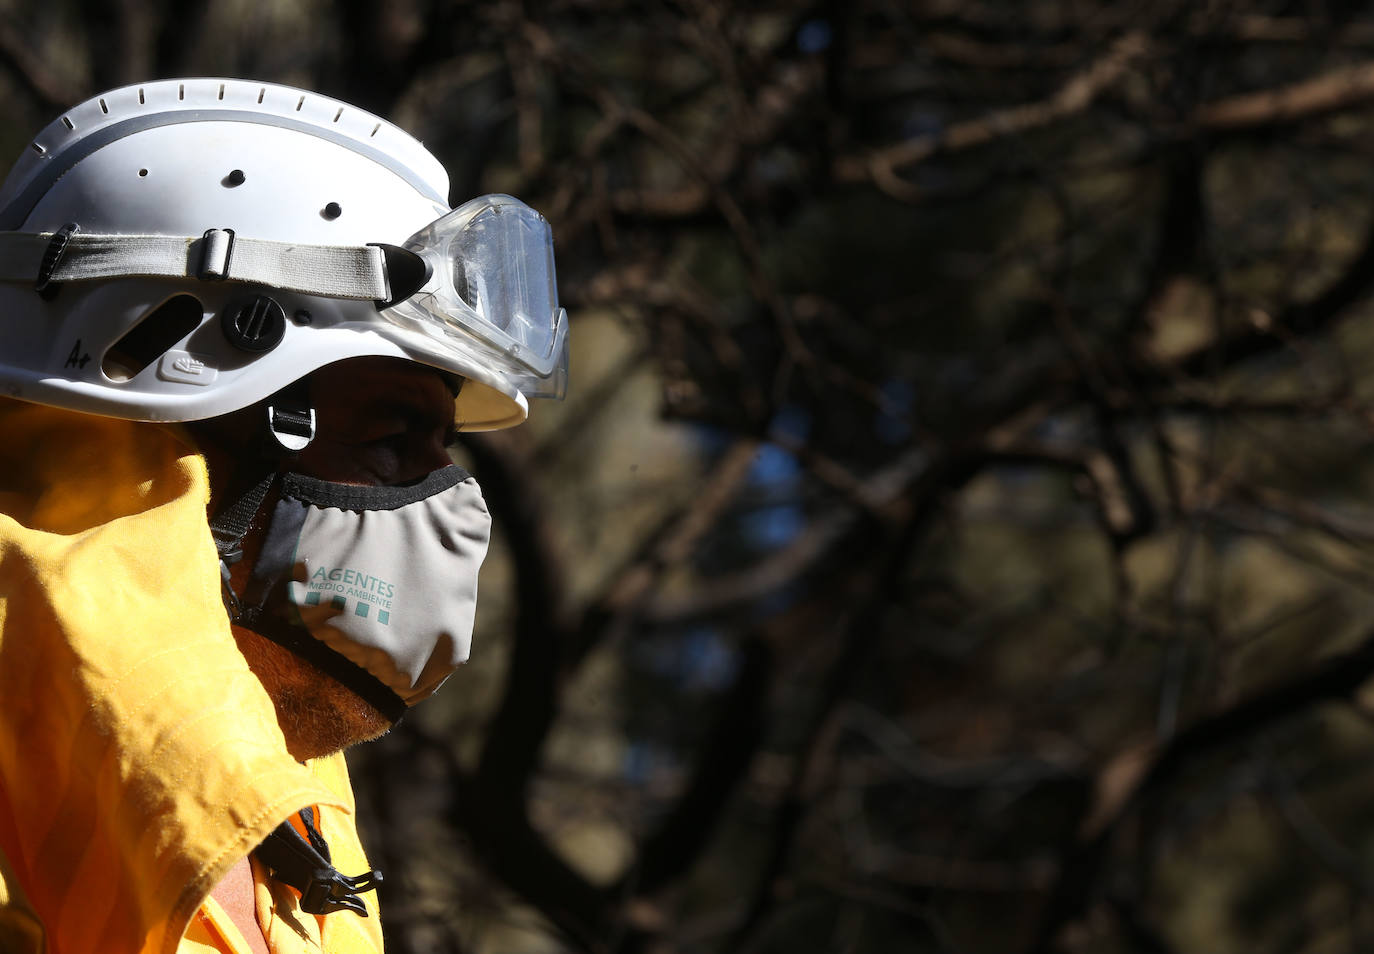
left=98, top=98, right=108, bottom=114
left=178, top=83, right=184, bottom=100
left=61, top=116, right=73, bottom=130
left=257, top=87, right=266, bottom=104
left=218, top=83, right=225, bottom=100
left=296, top=95, right=305, bottom=111
left=29, top=142, right=44, bottom=156
left=333, top=107, right=343, bottom=123
left=102, top=295, right=203, bottom=382
left=138, top=87, right=145, bottom=105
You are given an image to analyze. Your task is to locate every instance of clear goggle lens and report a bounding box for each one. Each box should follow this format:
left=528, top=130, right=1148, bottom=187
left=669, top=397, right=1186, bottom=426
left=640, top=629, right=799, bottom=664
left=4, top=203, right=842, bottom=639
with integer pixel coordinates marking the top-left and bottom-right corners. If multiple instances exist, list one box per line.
left=389, top=194, right=568, bottom=398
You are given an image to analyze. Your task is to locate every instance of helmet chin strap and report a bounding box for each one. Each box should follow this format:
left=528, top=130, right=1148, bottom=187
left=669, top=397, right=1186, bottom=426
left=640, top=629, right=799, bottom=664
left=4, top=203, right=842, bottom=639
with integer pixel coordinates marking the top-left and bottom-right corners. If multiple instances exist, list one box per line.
left=209, top=376, right=315, bottom=581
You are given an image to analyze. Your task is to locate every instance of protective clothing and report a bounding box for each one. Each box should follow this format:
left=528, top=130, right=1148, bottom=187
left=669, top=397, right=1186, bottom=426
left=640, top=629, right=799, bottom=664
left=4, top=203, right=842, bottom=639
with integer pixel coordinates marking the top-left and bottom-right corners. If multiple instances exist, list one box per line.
left=0, top=75, right=550, bottom=952
left=234, top=463, right=492, bottom=720
left=179, top=765, right=381, bottom=953
left=0, top=399, right=381, bottom=954
left=0, top=77, right=568, bottom=430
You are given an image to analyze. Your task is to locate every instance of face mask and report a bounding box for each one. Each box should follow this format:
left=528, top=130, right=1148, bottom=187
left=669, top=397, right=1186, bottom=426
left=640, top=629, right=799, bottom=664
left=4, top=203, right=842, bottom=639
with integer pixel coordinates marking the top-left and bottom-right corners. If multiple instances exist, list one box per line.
left=231, top=463, right=491, bottom=722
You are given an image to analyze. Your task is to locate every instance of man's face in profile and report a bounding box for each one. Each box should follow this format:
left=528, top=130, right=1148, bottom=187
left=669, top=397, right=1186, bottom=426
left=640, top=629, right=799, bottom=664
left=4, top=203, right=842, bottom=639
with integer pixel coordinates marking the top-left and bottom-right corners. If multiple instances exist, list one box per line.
left=205, top=356, right=461, bottom=759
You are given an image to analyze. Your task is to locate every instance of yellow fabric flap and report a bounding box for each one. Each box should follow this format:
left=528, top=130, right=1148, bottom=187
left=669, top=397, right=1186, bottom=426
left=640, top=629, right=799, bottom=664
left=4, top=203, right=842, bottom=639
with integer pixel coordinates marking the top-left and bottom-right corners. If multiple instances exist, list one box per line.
left=0, top=400, right=341, bottom=954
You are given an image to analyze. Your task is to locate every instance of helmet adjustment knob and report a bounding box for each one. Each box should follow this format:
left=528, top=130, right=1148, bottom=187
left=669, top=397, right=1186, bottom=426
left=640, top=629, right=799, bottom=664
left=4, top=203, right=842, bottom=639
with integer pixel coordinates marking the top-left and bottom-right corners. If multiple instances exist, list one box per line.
left=223, top=295, right=286, bottom=353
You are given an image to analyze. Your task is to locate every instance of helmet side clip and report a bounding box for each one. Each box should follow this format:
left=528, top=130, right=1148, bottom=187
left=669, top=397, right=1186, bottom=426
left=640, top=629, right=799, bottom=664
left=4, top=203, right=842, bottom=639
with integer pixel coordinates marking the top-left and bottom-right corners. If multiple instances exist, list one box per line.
left=35, top=221, right=79, bottom=298
left=371, top=243, right=430, bottom=308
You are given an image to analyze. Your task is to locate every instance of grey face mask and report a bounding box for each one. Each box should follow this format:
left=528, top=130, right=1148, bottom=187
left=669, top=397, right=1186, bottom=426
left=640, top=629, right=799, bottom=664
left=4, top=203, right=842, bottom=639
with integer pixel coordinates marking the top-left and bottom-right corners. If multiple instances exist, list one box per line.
left=235, top=464, right=491, bottom=721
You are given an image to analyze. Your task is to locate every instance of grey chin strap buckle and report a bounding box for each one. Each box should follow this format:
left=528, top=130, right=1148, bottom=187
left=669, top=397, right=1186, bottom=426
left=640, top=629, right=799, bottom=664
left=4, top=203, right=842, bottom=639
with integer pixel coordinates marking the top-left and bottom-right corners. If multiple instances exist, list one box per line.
left=267, top=402, right=316, bottom=453
left=35, top=221, right=79, bottom=294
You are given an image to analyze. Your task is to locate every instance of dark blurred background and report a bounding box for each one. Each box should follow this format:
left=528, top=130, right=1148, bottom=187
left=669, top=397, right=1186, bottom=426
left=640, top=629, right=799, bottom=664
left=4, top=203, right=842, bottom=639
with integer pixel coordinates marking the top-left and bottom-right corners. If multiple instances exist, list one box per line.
left=10, top=1, right=1374, bottom=951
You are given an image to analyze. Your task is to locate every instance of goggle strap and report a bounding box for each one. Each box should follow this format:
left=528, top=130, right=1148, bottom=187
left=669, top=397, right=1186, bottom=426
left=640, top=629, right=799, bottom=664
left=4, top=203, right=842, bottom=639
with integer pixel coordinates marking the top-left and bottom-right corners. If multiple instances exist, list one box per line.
left=0, top=229, right=389, bottom=300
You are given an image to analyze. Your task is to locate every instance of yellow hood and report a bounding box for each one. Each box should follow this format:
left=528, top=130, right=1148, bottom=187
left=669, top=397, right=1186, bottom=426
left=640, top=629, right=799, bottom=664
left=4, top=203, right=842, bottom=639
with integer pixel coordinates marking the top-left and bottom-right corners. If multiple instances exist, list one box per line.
left=0, top=399, right=343, bottom=954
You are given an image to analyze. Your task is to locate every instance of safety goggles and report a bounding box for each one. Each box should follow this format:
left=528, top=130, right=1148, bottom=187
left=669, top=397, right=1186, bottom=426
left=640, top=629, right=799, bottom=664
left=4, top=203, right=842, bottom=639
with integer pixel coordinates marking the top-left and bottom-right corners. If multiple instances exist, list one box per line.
left=387, top=194, right=569, bottom=399
left=0, top=194, right=569, bottom=398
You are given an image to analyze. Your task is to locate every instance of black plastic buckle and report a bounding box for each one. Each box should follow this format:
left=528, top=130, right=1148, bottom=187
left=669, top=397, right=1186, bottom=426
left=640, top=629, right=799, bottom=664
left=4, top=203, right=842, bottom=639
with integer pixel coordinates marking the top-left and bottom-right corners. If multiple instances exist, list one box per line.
left=35, top=222, right=79, bottom=295
left=369, top=242, right=431, bottom=308
left=197, top=227, right=236, bottom=280
left=299, top=867, right=383, bottom=916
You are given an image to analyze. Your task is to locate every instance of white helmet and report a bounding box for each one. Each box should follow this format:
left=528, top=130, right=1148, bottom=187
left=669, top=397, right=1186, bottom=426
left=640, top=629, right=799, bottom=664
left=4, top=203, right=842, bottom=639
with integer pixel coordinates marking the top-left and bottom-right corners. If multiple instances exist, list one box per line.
left=0, top=78, right=569, bottom=430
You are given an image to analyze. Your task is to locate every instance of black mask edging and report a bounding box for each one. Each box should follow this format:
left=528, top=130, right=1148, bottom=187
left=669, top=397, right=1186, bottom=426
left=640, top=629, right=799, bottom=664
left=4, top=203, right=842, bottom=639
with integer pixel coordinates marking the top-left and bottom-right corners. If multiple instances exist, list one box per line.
left=279, top=463, right=470, bottom=512
left=234, top=604, right=408, bottom=724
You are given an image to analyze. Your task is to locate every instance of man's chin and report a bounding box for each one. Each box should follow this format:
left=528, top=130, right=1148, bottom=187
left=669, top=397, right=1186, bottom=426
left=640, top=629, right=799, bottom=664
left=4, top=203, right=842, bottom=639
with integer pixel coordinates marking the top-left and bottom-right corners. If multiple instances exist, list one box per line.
left=230, top=625, right=394, bottom=761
